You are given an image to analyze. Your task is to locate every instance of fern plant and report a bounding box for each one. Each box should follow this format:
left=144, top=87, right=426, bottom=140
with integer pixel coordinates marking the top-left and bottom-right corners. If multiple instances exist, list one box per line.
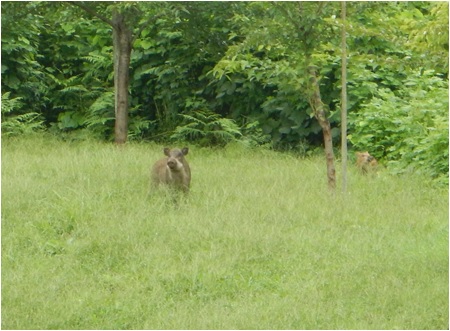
left=171, top=106, right=242, bottom=146
left=74, top=90, right=114, bottom=139
left=2, top=92, right=44, bottom=136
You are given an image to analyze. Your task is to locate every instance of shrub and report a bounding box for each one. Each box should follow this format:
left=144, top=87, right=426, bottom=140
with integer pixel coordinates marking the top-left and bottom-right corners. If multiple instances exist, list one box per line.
left=170, top=97, right=242, bottom=146
left=349, top=71, right=449, bottom=185
left=1, top=92, right=44, bottom=136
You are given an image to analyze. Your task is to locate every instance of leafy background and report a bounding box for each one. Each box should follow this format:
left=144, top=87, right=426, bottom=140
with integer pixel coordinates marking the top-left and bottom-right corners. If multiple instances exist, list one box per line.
left=1, top=1, right=448, bottom=184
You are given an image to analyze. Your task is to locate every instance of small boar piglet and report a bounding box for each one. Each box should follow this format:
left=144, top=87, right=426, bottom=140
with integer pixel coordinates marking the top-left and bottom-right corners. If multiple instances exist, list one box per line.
left=356, top=151, right=378, bottom=174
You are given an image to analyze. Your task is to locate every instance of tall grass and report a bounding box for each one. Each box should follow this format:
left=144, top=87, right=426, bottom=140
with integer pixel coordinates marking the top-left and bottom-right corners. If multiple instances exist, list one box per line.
left=2, top=135, right=448, bottom=329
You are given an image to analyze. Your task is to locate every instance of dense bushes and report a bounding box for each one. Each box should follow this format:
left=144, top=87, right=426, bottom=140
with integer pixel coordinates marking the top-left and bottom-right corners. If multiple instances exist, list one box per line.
left=1, top=92, right=44, bottom=136
left=1, top=2, right=448, bottom=183
left=349, top=71, right=448, bottom=184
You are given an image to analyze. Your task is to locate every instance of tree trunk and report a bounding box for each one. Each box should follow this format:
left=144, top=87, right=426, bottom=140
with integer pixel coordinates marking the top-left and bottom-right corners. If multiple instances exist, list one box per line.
left=112, top=12, right=132, bottom=144
left=307, top=66, right=336, bottom=190
left=66, top=2, right=133, bottom=145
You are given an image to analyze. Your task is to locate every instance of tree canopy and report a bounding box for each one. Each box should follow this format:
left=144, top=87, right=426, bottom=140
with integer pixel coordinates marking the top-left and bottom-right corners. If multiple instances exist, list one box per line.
left=2, top=1, right=448, bottom=184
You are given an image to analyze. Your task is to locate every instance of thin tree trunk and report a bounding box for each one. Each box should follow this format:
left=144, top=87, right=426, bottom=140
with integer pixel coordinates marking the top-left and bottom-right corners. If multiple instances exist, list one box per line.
left=68, top=2, right=133, bottom=145
left=341, top=1, right=348, bottom=192
left=307, top=66, right=336, bottom=190
left=112, top=12, right=132, bottom=144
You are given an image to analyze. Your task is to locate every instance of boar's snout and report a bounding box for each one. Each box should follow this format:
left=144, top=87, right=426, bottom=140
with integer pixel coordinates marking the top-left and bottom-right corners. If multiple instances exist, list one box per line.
left=167, top=158, right=178, bottom=170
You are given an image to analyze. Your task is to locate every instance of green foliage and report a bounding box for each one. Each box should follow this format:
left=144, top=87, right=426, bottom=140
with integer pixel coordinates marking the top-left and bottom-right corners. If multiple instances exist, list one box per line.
left=1, top=2, right=50, bottom=116
left=349, top=71, right=449, bottom=185
left=80, top=91, right=115, bottom=138
left=240, top=120, right=272, bottom=148
left=127, top=104, right=155, bottom=141
left=1, top=2, right=114, bottom=134
left=209, top=2, right=340, bottom=144
left=130, top=2, right=235, bottom=136
left=171, top=98, right=241, bottom=146
left=402, top=2, right=449, bottom=74
left=1, top=1, right=448, bottom=183
left=1, top=92, right=44, bottom=136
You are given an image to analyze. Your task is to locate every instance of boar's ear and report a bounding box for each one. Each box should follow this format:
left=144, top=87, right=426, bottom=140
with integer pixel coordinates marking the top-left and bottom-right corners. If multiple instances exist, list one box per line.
left=182, top=147, right=189, bottom=155
left=163, top=148, right=170, bottom=156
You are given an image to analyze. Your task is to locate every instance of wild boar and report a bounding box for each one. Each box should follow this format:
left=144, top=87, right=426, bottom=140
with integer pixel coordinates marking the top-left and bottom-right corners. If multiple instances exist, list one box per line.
left=356, top=151, right=378, bottom=174
left=151, top=147, right=191, bottom=192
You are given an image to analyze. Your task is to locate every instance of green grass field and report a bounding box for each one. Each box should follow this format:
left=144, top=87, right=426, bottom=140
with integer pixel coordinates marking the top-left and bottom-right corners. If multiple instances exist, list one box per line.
left=2, top=135, right=448, bottom=329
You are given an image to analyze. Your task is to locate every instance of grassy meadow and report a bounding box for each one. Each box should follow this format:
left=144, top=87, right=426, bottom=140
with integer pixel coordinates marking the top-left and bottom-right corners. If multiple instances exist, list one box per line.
left=2, top=135, right=448, bottom=329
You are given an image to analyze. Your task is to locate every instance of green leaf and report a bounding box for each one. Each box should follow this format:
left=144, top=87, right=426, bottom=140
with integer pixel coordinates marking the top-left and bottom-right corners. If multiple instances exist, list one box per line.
left=279, top=126, right=291, bottom=134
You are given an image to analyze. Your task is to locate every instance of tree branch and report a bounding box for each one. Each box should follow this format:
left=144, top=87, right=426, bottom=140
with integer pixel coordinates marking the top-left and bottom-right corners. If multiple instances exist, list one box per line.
left=67, top=1, right=114, bottom=27
left=272, top=1, right=302, bottom=32
left=316, top=2, right=327, bottom=16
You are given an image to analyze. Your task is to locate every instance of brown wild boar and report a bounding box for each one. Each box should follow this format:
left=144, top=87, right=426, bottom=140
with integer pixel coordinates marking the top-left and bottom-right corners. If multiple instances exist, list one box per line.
left=356, top=151, right=378, bottom=174
left=151, top=147, right=191, bottom=192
